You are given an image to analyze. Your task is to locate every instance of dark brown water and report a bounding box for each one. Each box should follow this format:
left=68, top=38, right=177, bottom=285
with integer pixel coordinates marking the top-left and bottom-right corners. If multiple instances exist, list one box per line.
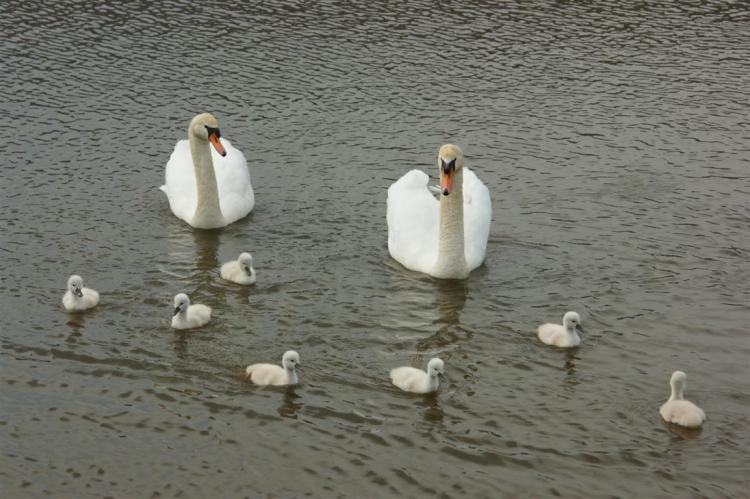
left=1, top=1, right=749, bottom=497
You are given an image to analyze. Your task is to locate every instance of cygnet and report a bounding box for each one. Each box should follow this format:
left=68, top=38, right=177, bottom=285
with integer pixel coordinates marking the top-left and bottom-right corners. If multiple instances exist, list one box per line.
left=220, top=252, right=256, bottom=285
left=171, top=293, right=211, bottom=330
left=537, top=311, right=583, bottom=348
left=62, top=275, right=99, bottom=312
left=390, top=358, right=444, bottom=394
left=245, top=350, right=300, bottom=386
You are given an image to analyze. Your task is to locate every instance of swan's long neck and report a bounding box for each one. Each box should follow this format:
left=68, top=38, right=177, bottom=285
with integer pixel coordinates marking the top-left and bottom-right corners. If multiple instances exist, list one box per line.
left=565, top=324, right=578, bottom=341
left=669, top=381, right=684, bottom=401
left=434, top=169, right=468, bottom=279
left=189, top=132, right=224, bottom=228
left=176, top=308, right=188, bottom=323
left=286, top=367, right=298, bottom=385
left=426, top=373, right=440, bottom=392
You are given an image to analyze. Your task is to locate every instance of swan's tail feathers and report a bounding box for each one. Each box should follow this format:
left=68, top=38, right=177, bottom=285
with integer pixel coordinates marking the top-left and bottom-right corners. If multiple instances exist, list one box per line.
left=428, top=184, right=441, bottom=196
left=159, top=185, right=167, bottom=193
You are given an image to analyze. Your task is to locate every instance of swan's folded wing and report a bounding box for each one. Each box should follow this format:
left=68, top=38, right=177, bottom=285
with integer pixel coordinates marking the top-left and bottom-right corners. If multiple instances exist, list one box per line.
left=462, top=167, right=492, bottom=271
left=215, top=138, right=255, bottom=223
left=162, top=140, right=197, bottom=221
left=386, top=170, right=439, bottom=274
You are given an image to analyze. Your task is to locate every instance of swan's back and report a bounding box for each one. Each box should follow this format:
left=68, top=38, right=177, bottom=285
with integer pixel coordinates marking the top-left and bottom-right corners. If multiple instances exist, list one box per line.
left=161, top=138, right=254, bottom=225
left=537, top=323, right=565, bottom=346
left=462, top=168, right=492, bottom=271
left=386, top=170, right=439, bottom=274
left=390, top=366, right=429, bottom=393
left=214, top=139, right=254, bottom=223
left=660, top=400, right=705, bottom=428
left=246, top=363, right=287, bottom=386
left=82, top=288, right=100, bottom=309
left=188, top=304, right=212, bottom=325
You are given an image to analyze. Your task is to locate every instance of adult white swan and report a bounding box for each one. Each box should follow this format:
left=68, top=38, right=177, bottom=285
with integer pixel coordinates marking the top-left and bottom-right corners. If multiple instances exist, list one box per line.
left=387, top=144, right=491, bottom=279
left=161, top=113, right=254, bottom=229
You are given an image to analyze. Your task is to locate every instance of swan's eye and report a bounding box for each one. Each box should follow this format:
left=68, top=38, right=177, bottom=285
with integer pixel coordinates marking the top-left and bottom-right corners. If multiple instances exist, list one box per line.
left=205, top=126, right=221, bottom=138
left=442, top=158, right=456, bottom=173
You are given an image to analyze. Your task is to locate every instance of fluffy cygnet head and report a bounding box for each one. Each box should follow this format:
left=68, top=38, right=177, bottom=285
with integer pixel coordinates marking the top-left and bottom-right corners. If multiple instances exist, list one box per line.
left=238, top=252, right=254, bottom=274
left=173, top=293, right=190, bottom=316
left=563, top=311, right=584, bottom=333
left=437, top=144, right=465, bottom=196
left=282, top=350, right=300, bottom=370
left=670, top=370, right=687, bottom=396
left=189, top=112, right=226, bottom=157
left=67, top=275, right=84, bottom=297
left=427, top=358, right=445, bottom=377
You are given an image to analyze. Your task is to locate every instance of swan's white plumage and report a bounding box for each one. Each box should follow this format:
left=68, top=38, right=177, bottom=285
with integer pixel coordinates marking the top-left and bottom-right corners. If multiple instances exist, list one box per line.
left=62, top=275, right=99, bottom=312
left=245, top=350, right=300, bottom=386
left=660, top=371, right=705, bottom=428
left=220, top=252, right=256, bottom=285
left=161, top=137, right=254, bottom=226
left=390, top=358, right=444, bottom=394
left=171, top=293, right=212, bottom=330
left=387, top=170, right=439, bottom=275
left=160, top=114, right=254, bottom=229
left=387, top=151, right=491, bottom=278
left=537, top=311, right=583, bottom=348
left=461, top=169, right=493, bottom=270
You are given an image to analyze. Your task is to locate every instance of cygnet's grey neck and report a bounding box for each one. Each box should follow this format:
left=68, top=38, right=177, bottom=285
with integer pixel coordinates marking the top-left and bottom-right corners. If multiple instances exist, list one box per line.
left=427, top=373, right=440, bottom=391
left=434, top=169, right=468, bottom=279
left=286, top=367, right=298, bottom=384
left=669, top=381, right=685, bottom=401
left=566, top=324, right=579, bottom=338
left=189, top=134, right=224, bottom=228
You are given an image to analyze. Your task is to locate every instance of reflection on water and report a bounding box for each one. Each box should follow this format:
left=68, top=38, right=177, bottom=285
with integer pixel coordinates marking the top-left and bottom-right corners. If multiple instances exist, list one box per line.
left=418, top=392, right=445, bottom=425
left=661, top=419, right=704, bottom=441
left=65, top=313, right=86, bottom=336
left=432, top=279, right=467, bottom=327
left=563, top=348, right=578, bottom=376
left=172, top=330, right=191, bottom=360
left=277, top=386, right=303, bottom=419
left=191, top=228, right=221, bottom=273
left=416, top=279, right=469, bottom=352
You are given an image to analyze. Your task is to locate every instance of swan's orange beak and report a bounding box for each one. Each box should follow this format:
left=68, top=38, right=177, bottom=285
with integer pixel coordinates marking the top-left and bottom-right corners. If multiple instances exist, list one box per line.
left=208, top=131, right=227, bottom=157
left=440, top=170, right=454, bottom=196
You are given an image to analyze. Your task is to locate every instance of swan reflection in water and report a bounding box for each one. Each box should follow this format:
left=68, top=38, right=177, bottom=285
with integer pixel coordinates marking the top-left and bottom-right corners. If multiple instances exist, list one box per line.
left=191, top=229, right=221, bottom=274
left=65, top=314, right=86, bottom=337
left=564, top=348, right=579, bottom=376
left=418, top=392, right=445, bottom=425
left=277, top=386, right=302, bottom=419
left=415, top=278, right=469, bottom=352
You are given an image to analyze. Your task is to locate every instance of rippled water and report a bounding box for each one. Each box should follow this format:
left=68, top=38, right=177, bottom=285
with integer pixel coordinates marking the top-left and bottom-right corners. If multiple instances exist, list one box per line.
left=1, top=1, right=749, bottom=497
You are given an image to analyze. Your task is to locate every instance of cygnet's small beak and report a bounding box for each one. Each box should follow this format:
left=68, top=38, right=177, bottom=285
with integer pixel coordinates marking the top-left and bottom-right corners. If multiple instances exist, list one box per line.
left=575, top=324, right=584, bottom=334
left=75, top=288, right=83, bottom=297
left=173, top=307, right=181, bottom=316
left=208, top=130, right=227, bottom=157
